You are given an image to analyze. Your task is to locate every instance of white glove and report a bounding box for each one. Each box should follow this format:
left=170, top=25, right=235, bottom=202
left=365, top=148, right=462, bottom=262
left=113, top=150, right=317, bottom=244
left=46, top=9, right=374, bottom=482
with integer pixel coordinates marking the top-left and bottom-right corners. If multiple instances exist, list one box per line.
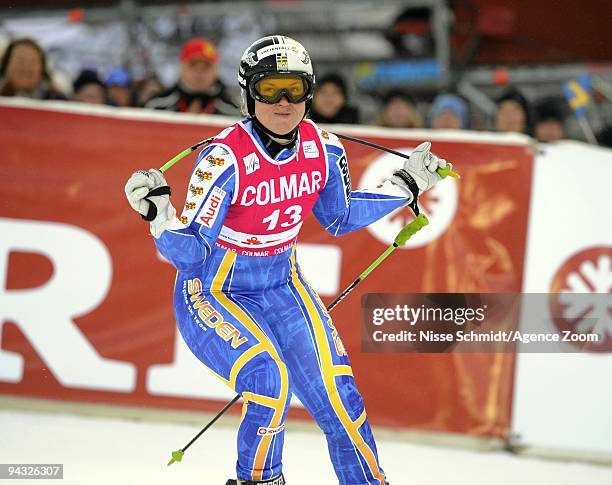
left=125, top=168, right=176, bottom=238
left=391, top=141, right=449, bottom=194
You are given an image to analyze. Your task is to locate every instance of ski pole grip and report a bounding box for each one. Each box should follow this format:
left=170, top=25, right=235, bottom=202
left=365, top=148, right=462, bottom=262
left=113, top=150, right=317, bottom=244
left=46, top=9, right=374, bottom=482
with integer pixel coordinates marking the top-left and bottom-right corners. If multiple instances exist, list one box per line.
left=159, top=137, right=214, bottom=174
left=159, top=147, right=193, bottom=174
left=394, top=214, right=429, bottom=246
left=437, top=164, right=460, bottom=179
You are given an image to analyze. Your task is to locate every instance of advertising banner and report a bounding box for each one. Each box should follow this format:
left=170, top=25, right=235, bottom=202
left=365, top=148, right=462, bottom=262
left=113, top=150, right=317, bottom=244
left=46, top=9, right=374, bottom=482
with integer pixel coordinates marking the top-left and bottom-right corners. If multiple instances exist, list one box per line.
left=512, top=142, right=612, bottom=454
left=0, top=99, right=534, bottom=438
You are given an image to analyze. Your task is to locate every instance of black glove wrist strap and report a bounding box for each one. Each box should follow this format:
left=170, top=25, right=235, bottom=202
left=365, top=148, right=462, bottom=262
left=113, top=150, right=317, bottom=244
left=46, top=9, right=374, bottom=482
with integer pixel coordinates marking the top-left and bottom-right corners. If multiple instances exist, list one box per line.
left=393, top=169, right=420, bottom=216
left=141, top=185, right=172, bottom=222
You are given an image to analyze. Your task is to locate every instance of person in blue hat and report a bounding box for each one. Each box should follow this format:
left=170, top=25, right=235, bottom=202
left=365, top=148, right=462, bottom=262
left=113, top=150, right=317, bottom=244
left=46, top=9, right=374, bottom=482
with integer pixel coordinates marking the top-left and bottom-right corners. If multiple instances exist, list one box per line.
left=105, top=68, right=132, bottom=107
left=429, top=93, right=470, bottom=130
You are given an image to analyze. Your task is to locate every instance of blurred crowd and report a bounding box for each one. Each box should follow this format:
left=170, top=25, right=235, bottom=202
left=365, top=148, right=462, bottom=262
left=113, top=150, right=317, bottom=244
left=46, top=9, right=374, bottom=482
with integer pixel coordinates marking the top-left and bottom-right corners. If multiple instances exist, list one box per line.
left=1, top=36, right=610, bottom=147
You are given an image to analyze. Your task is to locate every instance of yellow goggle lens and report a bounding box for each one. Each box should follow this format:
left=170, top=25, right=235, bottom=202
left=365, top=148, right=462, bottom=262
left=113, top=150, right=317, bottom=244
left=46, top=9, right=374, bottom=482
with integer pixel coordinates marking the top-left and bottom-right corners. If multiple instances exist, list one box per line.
left=254, top=76, right=307, bottom=102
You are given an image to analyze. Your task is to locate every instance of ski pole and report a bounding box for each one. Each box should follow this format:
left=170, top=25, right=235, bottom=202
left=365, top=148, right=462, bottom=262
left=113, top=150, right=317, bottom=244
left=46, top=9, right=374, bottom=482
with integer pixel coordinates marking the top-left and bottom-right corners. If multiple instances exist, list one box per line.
left=336, top=132, right=460, bottom=180
left=159, top=137, right=213, bottom=174
left=327, top=213, right=428, bottom=312
left=167, top=394, right=241, bottom=466
left=167, top=213, right=431, bottom=466
left=157, top=133, right=460, bottom=180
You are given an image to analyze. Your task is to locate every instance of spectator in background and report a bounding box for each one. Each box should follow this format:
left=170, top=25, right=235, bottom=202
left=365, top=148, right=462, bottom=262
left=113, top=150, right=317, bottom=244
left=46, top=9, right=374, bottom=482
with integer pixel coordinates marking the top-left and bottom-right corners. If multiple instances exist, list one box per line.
left=145, top=38, right=237, bottom=115
left=0, top=38, right=66, bottom=100
left=309, top=73, right=359, bottom=124
left=376, top=91, right=423, bottom=128
left=533, top=97, right=567, bottom=143
left=134, top=75, right=163, bottom=107
left=595, top=125, right=612, bottom=148
left=73, top=69, right=106, bottom=105
left=495, top=88, right=532, bottom=135
left=596, top=125, right=612, bottom=148
left=105, top=68, right=132, bottom=107
left=429, top=93, right=469, bottom=129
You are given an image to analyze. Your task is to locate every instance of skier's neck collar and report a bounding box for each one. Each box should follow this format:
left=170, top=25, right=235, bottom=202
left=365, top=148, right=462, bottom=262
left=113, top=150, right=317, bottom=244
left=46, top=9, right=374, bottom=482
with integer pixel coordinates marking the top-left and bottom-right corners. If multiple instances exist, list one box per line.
left=251, top=116, right=298, bottom=145
left=251, top=117, right=298, bottom=158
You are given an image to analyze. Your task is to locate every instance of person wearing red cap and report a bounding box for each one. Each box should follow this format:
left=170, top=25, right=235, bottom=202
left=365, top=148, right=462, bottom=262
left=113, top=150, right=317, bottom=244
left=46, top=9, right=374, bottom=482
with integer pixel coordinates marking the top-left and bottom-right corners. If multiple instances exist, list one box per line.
left=145, top=37, right=238, bottom=115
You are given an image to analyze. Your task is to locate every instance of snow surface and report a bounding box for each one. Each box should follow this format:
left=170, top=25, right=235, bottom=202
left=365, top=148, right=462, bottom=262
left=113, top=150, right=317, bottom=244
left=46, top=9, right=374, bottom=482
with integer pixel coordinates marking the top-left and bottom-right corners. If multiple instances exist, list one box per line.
left=1, top=410, right=611, bottom=485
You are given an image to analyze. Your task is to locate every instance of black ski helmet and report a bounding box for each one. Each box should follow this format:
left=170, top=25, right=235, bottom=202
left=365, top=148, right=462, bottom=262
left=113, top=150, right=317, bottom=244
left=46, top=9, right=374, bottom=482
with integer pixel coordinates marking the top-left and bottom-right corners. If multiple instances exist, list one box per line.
left=238, top=35, right=315, bottom=117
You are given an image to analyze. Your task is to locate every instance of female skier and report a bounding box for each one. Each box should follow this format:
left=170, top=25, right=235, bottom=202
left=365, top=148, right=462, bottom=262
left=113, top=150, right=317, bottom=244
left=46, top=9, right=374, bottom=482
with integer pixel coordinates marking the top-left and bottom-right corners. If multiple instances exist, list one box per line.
left=125, top=35, right=447, bottom=485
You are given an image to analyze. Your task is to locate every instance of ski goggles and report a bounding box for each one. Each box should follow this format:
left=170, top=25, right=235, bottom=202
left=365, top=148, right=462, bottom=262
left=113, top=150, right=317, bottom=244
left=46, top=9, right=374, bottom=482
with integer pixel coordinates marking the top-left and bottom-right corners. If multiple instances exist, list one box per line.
left=250, top=74, right=312, bottom=104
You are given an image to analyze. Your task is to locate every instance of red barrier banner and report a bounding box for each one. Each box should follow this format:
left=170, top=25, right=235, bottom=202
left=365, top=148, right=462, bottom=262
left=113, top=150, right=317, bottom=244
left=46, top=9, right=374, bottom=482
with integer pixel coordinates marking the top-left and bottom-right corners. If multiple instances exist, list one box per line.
left=0, top=100, right=534, bottom=439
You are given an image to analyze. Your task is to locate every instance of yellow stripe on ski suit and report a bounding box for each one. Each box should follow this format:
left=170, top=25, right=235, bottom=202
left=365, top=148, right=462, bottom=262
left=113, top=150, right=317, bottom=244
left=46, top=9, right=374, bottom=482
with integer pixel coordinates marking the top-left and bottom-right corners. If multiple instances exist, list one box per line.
left=289, top=249, right=386, bottom=484
left=211, top=250, right=289, bottom=481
